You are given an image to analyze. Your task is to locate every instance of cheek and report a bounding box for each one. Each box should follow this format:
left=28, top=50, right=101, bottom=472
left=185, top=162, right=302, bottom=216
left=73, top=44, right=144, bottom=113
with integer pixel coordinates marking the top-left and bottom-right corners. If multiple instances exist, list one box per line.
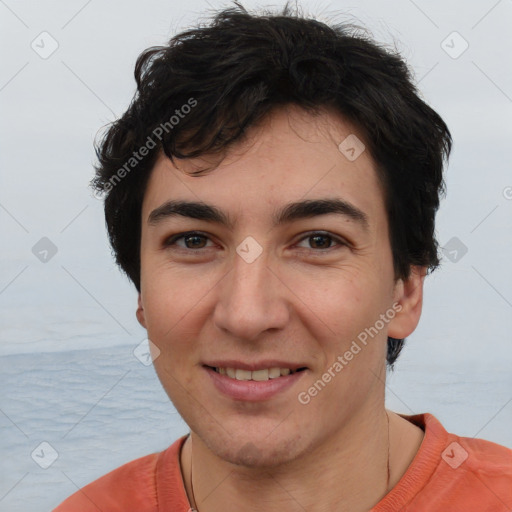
left=141, top=260, right=216, bottom=336
left=297, top=271, right=378, bottom=341
left=295, top=271, right=390, bottom=385
left=140, top=290, right=195, bottom=374
left=305, top=276, right=388, bottom=406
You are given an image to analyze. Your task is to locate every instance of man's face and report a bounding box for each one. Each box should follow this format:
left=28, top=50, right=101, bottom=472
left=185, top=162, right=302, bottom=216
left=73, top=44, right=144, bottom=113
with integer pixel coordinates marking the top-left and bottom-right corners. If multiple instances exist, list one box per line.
left=137, top=106, right=411, bottom=466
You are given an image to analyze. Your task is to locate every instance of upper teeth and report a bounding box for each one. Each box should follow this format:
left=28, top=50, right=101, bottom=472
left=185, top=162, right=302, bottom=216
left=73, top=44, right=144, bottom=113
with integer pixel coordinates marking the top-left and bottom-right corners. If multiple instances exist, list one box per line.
left=216, top=367, right=293, bottom=381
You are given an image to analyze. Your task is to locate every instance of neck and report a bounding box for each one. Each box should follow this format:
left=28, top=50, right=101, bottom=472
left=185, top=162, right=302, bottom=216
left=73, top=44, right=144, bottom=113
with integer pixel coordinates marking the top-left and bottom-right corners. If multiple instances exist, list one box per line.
left=181, top=408, right=396, bottom=512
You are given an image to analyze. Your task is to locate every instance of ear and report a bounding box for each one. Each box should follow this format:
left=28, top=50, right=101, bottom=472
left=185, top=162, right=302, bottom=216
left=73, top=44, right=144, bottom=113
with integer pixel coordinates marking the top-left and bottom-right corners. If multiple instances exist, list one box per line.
left=387, top=266, right=426, bottom=339
left=136, top=293, right=147, bottom=329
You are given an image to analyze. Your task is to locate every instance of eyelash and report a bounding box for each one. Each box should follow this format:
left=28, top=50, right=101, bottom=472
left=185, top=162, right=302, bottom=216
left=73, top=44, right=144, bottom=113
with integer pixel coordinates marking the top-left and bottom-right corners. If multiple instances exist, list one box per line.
left=163, top=230, right=348, bottom=254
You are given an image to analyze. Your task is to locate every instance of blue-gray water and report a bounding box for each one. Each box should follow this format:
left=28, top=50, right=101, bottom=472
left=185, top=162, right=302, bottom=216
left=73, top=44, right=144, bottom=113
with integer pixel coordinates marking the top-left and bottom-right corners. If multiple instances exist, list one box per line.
left=1, top=345, right=511, bottom=511
left=0, top=345, right=189, bottom=511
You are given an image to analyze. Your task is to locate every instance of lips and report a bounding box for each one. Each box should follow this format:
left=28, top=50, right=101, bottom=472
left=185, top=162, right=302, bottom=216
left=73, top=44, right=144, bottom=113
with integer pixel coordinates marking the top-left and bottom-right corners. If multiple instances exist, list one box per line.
left=203, top=360, right=307, bottom=380
left=207, top=366, right=307, bottom=381
left=203, top=361, right=308, bottom=401
left=203, top=360, right=308, bottom=372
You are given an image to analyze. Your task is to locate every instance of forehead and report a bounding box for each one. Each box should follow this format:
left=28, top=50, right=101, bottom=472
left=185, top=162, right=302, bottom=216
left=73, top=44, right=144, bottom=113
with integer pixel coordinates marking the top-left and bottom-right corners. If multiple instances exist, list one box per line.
left=141, top=106, right=385, bottom=228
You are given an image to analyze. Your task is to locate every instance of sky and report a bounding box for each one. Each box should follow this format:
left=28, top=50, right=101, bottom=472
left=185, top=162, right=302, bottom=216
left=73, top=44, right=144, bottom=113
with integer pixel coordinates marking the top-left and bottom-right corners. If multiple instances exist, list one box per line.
left=0, top=0, right=511, bottom=369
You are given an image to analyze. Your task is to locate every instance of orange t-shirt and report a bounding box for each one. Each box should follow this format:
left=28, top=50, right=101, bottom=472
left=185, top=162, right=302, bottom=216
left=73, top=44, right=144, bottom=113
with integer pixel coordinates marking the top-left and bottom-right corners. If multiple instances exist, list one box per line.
left=53, top=413, right=512, bottom=511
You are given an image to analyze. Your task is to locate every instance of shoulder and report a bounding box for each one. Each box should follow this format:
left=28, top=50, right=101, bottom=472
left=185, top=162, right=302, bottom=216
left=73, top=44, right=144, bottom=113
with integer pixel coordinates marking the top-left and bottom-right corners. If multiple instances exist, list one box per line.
left=402, top=413, right=512, bottom=511
left=375, top=413, right=512, bottom=511
left=53, top=452, right=160, bottom=512
left=422, top=412, right=512, bottom=474
left=455, top=432, right=512, bottom=480
left=435, top=424, right=512, bottom=510
left=53, top=436, right=187, bottom=512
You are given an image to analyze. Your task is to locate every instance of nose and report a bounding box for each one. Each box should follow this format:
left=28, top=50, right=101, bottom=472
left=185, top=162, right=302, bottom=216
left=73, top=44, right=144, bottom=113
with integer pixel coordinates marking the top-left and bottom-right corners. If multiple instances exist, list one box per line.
left=212, top=245, right=290, bottom=342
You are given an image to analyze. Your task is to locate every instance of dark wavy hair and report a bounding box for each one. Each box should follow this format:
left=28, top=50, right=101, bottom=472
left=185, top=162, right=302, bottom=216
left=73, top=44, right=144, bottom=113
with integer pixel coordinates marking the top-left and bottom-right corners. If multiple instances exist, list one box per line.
left=91, top=1, right=452, bottom=368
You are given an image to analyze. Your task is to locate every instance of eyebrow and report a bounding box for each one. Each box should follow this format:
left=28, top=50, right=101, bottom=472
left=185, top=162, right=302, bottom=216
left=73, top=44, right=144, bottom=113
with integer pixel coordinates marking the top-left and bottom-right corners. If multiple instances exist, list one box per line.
left=147, top=198, right=369, bottom=231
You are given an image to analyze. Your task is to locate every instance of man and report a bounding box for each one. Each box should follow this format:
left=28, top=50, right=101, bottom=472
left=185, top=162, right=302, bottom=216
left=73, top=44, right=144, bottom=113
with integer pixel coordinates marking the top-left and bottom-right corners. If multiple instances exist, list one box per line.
left=55, top=2, right=512, bottom=511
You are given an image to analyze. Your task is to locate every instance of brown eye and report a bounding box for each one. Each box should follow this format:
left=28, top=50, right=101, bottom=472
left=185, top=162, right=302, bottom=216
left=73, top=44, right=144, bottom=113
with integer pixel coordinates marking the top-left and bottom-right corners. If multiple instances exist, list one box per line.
left=182, top=234, right=208, bottom=249
left=295, top=232, right=346, bottom=251
left=309, top=234, right=333, bottom=249
left=164, top=231, right=213, bottom=250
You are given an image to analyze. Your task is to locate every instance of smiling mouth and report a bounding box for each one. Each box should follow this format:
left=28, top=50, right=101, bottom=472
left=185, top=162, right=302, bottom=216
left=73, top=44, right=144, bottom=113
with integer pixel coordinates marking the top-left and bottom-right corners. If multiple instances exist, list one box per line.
left=205, top=366, right=307, bottom=381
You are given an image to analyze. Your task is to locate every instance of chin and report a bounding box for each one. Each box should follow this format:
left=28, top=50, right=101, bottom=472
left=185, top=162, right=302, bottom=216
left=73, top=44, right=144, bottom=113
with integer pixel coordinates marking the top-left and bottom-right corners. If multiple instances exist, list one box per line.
left=201, top=424, right=306, bottom=469
left=221, top=440, right=300, bottom=468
